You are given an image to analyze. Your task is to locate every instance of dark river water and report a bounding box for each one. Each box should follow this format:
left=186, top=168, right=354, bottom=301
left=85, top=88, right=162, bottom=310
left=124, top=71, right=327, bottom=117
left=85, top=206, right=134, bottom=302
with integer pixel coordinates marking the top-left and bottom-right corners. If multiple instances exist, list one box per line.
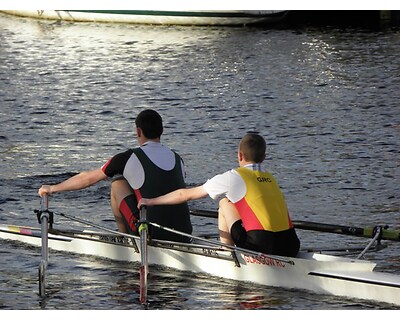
left=0, top=13, right=399, bottom=310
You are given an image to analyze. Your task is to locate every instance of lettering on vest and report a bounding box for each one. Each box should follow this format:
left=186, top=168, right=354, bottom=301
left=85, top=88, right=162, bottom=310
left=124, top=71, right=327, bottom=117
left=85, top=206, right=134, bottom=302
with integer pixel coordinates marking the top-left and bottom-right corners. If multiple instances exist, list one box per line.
left=256, top=176, right=272, bottom=183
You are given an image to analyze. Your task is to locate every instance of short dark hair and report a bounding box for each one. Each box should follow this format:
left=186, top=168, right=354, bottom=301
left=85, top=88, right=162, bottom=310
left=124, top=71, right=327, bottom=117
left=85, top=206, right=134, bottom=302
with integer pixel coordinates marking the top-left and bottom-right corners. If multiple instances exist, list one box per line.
left=239, top=133, right=266, bottom=163
left=135, top=109, right=163, bottom=139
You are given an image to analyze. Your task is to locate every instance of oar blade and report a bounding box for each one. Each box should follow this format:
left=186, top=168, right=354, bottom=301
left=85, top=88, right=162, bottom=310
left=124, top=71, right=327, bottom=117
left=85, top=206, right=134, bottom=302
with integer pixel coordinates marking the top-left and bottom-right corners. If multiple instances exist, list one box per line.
left=293, top=220, right=400, bottom=242
left=362, top=226, right=400, bottom=242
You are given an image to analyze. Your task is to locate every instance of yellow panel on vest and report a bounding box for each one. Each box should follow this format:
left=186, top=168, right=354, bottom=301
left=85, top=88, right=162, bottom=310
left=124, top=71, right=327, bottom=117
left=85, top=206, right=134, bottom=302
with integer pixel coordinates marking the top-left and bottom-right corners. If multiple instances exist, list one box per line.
left=236, top=167, right=290, bottom=232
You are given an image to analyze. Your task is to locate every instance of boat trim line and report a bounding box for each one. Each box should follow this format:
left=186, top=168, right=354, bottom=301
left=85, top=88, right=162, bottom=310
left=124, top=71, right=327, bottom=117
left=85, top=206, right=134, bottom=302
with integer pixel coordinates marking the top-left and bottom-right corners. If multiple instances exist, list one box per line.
left=309, top=271, right=400, bottom=288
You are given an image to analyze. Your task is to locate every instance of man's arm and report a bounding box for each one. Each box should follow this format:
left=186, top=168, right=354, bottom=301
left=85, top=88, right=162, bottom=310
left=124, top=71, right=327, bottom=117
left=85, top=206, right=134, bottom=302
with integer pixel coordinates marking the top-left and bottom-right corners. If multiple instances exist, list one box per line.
left=139, top=185, right=208, bottom=207
left=38, top=168, right=108, bottom=197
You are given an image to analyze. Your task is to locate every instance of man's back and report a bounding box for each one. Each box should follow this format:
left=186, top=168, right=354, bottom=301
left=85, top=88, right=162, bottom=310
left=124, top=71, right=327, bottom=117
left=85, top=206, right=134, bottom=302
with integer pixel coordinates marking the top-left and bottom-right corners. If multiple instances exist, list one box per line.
left=132, top=146, right=192, bottom=242
left=234, top=167, right=292, bottom=232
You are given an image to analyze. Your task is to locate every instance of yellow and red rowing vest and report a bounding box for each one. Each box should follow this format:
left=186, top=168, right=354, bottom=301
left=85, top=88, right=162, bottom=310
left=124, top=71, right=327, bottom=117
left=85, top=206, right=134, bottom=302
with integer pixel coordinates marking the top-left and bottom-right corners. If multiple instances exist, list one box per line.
left=233, top=167, right=294, bottom=232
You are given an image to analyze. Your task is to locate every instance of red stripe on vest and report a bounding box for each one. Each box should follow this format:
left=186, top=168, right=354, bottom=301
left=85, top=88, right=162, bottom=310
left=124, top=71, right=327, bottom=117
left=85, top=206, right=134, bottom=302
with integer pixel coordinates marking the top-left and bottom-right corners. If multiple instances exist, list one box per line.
left=288, top=213, right=294, bottom=228
left=134, top=189, right=142, bottom=201
left=234, top=197, right=263, bottom=231
left=101, top=158, right=112, bottom=174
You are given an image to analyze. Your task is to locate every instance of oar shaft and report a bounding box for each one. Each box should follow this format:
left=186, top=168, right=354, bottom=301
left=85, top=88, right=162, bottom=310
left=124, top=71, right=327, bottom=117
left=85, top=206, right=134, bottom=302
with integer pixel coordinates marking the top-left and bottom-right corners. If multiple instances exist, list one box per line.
left=139, top=206, right=148, bottom=305
left=191, top=209, right=218, bottom=219
left=40, top=195, right=49, bottom=264
left=39, top=195, right=49, bottom=297
left=293, top=220, right=365, bottom=236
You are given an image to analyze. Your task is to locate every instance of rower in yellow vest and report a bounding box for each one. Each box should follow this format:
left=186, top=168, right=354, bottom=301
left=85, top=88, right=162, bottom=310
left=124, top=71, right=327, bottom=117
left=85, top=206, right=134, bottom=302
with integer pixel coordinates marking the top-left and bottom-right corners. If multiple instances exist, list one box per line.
left=139, top=133, right=300, bottom=257
left=234, top=167, right=293, bottom=232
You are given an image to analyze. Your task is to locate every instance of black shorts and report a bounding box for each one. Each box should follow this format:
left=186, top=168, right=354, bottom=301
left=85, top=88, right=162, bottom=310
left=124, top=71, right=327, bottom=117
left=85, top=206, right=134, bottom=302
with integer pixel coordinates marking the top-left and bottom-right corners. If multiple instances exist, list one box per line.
left=231, top=220, right=300, bottom=257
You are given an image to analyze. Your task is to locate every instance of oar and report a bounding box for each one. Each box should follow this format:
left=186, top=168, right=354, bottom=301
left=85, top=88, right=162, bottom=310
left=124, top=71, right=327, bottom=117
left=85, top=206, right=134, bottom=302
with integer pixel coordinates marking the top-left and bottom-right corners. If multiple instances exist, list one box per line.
left=37, top=194, right=50, bottom=297
left=190, top=209, right=400, bottom=242
left=138, top=205, right=149, bottom=305
left=134, top=189, right=149, bottom=305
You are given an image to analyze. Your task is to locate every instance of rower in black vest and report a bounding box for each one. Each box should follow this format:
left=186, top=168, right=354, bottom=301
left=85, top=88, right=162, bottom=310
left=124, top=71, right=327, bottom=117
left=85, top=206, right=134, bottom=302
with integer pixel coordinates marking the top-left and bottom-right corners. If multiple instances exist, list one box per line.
left=132, top=148, right=192, bottom=242
left=38, top=109, right=193, bottom=243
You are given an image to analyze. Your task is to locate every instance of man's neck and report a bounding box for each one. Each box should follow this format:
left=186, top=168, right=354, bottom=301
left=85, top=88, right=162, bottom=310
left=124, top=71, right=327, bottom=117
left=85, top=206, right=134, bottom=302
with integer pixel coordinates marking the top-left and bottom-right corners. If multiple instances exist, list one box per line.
left=242, top=162, right=262, bottom=171
left=239, top=159, right=255, bottom=167
left=140, top=138, right=160, bottom=146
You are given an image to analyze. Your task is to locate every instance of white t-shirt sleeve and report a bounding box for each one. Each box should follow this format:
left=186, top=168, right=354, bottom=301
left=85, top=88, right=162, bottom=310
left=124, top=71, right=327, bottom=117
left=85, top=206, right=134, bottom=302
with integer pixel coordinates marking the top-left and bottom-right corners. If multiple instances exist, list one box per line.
left=202, top=169, right=246, bottom=202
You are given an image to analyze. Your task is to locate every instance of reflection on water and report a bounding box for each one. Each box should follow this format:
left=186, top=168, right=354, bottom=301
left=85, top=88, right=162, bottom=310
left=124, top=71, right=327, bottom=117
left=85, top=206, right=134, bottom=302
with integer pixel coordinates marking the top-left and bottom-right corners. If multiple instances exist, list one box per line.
left=0, top=13, right=399, bottom=309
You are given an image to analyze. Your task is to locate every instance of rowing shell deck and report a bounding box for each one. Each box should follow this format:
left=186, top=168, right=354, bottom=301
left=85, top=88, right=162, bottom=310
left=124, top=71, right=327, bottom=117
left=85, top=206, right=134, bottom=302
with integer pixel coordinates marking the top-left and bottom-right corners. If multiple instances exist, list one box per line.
left=0, top=224, right=399, bottom=306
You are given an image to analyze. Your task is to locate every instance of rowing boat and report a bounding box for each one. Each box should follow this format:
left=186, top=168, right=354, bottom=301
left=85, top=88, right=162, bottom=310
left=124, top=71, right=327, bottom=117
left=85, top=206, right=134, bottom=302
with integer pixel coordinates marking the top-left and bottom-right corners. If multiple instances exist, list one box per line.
left=0, top=218, right=399, bottom=306
left=0, top=10, right=287, bottom=26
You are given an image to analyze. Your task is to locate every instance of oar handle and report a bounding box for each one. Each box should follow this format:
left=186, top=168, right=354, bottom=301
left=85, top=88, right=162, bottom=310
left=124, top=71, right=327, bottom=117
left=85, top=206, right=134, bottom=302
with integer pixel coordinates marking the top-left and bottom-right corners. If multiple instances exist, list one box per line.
left=41, top=194, right=49, bottom=212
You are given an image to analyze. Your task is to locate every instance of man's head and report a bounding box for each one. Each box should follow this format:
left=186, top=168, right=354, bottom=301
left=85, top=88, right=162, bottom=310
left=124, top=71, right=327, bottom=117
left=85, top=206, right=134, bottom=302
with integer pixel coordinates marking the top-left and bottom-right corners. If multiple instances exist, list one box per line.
left=238, top=133, right=266, bottom=164
left=135, top=109, right=163, bottom=140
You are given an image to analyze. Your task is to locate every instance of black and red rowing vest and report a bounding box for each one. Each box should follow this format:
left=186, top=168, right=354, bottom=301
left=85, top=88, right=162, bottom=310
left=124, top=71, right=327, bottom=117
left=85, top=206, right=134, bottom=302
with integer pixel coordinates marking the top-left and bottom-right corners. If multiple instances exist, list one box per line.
left=132, top=148, right=193, bottom=242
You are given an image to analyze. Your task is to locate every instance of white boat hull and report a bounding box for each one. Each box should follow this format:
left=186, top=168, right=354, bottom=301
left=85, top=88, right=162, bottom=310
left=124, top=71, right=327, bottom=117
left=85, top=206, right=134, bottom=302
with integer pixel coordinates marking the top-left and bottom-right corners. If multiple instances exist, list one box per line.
left=0, top=224, right=399, bottom=306
left=0, top=10, right=287, bottom=26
